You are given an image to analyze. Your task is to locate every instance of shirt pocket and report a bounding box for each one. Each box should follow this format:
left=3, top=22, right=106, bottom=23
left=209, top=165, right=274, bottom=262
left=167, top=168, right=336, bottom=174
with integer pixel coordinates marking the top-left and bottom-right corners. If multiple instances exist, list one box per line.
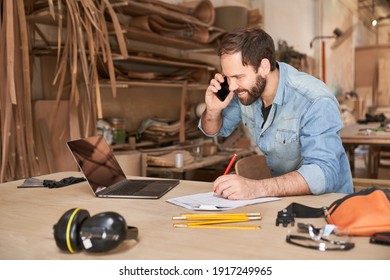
left=274, top=130, right=300, bottom=161
left=241, top=112, right=256, bottom=136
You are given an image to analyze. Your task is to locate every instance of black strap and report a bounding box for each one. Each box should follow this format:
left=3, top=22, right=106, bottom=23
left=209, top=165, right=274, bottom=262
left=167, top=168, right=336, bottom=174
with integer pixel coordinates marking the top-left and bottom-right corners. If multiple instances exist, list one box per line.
left=285, top=202, right=325, bottom=218
left=276, top=202, right=325, bottom=227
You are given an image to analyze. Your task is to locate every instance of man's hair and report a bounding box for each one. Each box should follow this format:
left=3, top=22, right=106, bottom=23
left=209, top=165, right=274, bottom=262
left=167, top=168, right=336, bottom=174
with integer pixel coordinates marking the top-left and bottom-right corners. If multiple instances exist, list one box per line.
left=217, top=27, right=276, bottom=72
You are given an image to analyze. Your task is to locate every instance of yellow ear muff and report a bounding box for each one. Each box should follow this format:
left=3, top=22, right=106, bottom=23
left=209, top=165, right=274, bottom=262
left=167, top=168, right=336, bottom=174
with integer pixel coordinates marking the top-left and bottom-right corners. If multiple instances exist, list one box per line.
left=65, top=208, right=82, bottom=253
left=54, top=208, right=138, bottom=253
left=53, top=208, right=90, bottom=253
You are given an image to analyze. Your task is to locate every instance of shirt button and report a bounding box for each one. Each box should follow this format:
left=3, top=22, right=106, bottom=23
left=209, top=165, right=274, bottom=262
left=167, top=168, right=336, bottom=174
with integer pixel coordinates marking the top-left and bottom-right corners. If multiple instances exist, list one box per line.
left=264, top=152, right=268, bottom=156
left=260, top=135, right=264, bottom=138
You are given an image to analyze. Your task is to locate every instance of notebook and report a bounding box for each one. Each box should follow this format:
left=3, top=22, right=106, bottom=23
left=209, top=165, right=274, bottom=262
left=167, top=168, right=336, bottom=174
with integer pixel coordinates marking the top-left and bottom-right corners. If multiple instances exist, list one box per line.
left=66, top=135, right=179, bottom=199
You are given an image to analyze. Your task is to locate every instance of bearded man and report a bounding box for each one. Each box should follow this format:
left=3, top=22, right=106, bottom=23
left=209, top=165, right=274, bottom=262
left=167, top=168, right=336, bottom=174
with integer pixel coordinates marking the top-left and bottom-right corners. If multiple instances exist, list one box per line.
left=199, top=27, right=353, bottom=199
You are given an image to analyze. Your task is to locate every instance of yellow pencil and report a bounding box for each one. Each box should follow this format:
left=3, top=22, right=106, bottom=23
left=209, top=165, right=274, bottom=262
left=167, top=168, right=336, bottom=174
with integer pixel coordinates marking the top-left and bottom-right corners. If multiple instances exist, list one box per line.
left=172, top=213, right=261, bottom=220
left=172, top=216, right=261, bottom=221
left=173, top=224, right=261, bottom=230
left=175, top=218, right=260, bottom=226
left=178, top=212, right=261, bottom=216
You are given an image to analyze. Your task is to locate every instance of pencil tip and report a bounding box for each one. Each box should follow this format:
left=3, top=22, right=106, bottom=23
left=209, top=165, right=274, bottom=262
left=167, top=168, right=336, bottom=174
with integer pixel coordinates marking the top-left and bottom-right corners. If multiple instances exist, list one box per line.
left=173, top=224, right=187, bottom=228
left=172, top=216, right=185, bottom=220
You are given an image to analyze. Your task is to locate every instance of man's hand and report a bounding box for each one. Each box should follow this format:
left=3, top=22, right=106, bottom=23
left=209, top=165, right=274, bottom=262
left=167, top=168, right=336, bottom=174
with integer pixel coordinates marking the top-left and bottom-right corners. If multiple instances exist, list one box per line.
left=201, top=73, right=234, bottom=135
left=205, top=73, right=234, bottom=112
left=213, top=174, right=259, bottom=200
left=213, top=171, right=312, bottom=199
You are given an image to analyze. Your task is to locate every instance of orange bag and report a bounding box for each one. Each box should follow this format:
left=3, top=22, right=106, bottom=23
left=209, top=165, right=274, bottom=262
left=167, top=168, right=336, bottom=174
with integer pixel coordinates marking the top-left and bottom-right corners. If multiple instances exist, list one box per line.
left=325, top=187, right=390, bottom=236
left=277, top=187, right=390, bottom=236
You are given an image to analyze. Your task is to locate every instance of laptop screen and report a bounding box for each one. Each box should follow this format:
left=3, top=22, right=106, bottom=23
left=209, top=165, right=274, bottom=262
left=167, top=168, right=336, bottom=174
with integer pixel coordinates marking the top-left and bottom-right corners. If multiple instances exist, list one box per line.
left=67, top=136, right=126, bottom=193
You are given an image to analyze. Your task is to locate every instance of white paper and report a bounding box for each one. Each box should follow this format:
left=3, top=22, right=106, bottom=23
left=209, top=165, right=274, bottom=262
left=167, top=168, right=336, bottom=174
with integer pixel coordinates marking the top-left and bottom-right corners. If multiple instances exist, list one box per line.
left=166, top=192, right=281, bottom=211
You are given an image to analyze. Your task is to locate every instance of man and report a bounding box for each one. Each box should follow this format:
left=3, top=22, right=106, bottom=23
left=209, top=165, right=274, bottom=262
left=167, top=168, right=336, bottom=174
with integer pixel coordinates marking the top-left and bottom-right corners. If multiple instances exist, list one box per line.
left=199, top=27, right=353, bottom=200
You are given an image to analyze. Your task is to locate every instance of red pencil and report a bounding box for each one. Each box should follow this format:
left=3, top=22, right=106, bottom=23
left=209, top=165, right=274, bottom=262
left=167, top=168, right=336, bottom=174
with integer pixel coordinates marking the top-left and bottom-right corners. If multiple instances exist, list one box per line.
left=214, top=154, right=237, bottom=193
left=224, top=153, right=237, bottom=175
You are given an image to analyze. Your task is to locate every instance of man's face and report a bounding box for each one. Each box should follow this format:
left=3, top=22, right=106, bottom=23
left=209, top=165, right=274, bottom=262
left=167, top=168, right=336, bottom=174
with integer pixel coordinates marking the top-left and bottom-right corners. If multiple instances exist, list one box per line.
left=221, top=52, right=267, bottom=106
left=235, top=74, right=266, bottom=106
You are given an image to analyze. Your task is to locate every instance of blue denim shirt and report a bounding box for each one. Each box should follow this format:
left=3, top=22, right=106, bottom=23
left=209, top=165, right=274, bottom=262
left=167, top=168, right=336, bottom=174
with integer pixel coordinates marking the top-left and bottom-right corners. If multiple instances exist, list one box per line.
left=199, top=62, right=353, bottom=194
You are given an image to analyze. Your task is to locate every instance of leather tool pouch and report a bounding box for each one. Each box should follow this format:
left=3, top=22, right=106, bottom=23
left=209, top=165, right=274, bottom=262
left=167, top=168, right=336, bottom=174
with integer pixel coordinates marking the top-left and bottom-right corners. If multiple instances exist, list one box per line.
left=277, top=187, right=390, bottom=236
left=325, top=187, right=390, bottom=236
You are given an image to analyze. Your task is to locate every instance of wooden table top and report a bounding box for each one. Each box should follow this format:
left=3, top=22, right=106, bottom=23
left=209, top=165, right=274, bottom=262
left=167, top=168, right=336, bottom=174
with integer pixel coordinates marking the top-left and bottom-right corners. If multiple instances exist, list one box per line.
left=0, top=171, right=389, bottom=260
left=340, top=123, right=390, bottom=145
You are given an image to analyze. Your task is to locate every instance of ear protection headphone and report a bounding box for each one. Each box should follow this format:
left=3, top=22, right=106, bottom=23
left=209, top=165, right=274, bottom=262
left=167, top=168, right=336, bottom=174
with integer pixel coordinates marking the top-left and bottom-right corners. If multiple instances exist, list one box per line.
left=53, top=208, right=138, bottom=253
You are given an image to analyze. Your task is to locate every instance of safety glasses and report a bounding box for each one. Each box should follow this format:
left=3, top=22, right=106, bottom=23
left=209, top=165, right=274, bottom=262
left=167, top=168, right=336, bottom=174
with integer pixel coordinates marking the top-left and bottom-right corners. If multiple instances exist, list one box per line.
left=286, top=223, right=355, bottom=251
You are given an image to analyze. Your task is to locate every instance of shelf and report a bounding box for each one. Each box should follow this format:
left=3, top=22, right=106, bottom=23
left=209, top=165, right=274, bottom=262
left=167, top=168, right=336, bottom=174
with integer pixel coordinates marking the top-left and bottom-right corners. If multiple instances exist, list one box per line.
left=111, top=140, right=175, bottom=151
left=124, top=27, right=212, bottom=50
left=111, top=0, right=213, bottom=28
left=27, top=7, right=219, bottom=50
left=99, top=79, right=207, bottom=90
left=111, top=140, right=198, bottom=151
left=31, top=47, right=216, bottom=71
left=146, top=150, right=255, bottom=174
left=112, top=53, right=215, bottom=71
left=28, top=1, right=215, bottom=147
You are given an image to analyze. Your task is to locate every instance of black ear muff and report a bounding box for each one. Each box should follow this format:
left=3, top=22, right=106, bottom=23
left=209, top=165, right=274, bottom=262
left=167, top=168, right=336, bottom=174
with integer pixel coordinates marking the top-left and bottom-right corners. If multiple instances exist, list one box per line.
left=53, top=208, right=90, bottom=253
left=53, top=209, right=138, bottom=253
left=79, top=212, right=138, bottom=253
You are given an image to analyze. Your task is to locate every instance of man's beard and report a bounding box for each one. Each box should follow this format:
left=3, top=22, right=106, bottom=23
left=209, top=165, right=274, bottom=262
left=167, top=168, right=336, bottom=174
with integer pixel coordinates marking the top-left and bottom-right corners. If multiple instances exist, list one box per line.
left=236, top=75, right=266, bottom=106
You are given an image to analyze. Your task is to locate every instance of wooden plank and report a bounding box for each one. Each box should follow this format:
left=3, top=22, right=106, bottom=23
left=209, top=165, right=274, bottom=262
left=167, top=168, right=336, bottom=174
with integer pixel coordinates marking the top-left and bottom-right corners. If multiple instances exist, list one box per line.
left=38, top=119, right=55, bottom=173
left=125, top=27, right=211, bottom=50
left=33, top=118, right=49, bottom=175
left=179, top=81, right=187, bottom=143
left=5, top=0, right=16, bottom=104
left=34, top=101, right=78, bottom=173
left=355, top=45, right=390, bottom=87
left=377, top=58, right=390, bottom=107
left=355, top=45, right=390, bottom=110
left=16, top=0, right=39, bottom=176
left=117, top=0, right=213, bottom=27
left=114, top=53, right=215, bottom=70
left=103, top=0, right=128, bottom=59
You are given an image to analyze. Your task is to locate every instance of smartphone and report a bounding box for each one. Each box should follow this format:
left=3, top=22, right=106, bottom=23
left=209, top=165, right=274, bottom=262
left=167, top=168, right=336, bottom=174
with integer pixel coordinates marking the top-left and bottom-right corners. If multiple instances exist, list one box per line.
left=370, top=232, right=390, bottom=246
left=216, top=79, right=230, bottom=101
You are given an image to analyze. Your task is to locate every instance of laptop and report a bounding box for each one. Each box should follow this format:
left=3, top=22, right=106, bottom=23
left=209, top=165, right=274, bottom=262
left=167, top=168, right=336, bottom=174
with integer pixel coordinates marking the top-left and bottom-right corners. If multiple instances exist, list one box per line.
left=66, top=135, right=179, bottom=199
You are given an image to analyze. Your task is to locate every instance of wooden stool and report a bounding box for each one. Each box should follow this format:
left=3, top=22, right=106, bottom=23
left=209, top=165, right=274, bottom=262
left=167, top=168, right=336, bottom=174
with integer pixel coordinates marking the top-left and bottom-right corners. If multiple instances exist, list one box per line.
left=234, top=154, right=271, bottom=180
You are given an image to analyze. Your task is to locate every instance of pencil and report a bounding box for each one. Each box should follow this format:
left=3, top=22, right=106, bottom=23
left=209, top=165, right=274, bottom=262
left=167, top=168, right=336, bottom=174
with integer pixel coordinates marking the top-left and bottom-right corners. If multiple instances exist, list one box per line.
left=172, top=213, right=261, bottom=220
left=173, top=224, right=261, bottom=230
left=213, top=153, right=238, bottom=193
left=176, top=219, right=260, bottom=227
left=224, top=153, right=237, bottom=175
left=177, top=212, right=261, bottom=217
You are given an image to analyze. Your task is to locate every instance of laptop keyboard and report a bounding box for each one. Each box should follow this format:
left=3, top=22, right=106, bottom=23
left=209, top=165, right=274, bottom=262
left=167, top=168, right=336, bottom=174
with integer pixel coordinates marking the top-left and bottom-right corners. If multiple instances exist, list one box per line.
left=101, top=180, right=152, bottom=195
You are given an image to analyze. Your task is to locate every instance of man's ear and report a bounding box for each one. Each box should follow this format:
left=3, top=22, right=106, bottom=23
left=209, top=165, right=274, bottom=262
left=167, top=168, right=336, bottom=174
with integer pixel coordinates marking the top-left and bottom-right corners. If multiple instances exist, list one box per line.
left=258, top=58, right=271, bottom=76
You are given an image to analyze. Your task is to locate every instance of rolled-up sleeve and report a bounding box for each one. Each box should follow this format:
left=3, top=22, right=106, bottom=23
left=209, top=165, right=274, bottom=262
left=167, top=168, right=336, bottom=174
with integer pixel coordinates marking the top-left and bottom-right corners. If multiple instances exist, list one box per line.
left=198, top=95, right=243, bottom=138
left=198, top=118, right=218, bottom=137
left=297, top=97, right=345, bottom=194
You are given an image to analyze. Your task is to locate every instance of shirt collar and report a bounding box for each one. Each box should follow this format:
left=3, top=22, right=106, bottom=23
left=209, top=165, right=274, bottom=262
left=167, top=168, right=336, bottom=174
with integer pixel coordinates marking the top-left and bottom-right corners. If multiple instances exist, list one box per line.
left=273, top=61, right=286, bottom=106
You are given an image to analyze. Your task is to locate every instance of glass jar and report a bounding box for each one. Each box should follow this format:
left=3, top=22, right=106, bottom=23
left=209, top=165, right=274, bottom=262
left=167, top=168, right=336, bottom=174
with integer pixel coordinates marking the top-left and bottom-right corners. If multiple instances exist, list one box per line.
left=97, top=119, right=113, bottom=145
left=108, top=118, right=126, bottom=144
